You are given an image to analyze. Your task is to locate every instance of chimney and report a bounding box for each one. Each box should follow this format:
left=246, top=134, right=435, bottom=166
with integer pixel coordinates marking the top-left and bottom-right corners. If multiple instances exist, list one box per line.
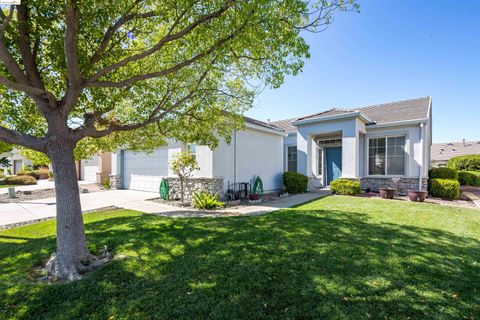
left=267, top=118, right=271, bottom=125
left=463, top=139, right=466, bottom=147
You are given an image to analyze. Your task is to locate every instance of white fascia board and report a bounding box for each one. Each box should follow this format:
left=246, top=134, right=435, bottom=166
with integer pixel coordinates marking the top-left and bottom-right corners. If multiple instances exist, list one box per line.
left=367, top=118, right=429, bottom=129
left=292, top=112, right=362, bottom=126
left=245, top=122, right=288, bottom=137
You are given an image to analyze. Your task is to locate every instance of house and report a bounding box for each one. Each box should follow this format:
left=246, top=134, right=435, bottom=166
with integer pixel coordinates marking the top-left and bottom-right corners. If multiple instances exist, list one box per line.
left=76, top=152, right=112, bottom=183
left=0, top=148, right=33, bottom=175
left=431, top=140, right=480, bottom=167
left=109, top=117, right=286, bottom=199
left=110, top=97, right=432, bottom=197
left=272, top=97, right=432, bottom=194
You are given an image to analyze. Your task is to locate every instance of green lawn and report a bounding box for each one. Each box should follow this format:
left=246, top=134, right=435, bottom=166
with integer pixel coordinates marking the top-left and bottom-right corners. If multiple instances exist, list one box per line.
left=0, top=185, right=21, bottom=188
left=1, top=196, right=480, bottom=319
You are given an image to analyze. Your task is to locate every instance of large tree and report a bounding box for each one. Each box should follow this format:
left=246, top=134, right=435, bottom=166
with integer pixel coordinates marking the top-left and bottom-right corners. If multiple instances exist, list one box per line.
left=0, top=0, right=358, bottom=280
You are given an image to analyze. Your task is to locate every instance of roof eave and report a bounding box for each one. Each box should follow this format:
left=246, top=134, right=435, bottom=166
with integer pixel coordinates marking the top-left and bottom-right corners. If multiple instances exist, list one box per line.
left=292, top=112, right=362, bottom=126
left=366, top=118, right=429, bottom=129
left=245, top=122, right=288, bottom=137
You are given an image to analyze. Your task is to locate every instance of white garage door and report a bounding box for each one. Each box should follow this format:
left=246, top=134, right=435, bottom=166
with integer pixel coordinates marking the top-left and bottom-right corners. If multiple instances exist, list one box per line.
left=83, top=156, right=99, bottom=182
left=123, top=148, right=168, bottom=192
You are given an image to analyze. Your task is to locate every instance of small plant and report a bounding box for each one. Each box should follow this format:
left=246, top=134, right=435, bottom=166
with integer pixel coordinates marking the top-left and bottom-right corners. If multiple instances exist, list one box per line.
left=103, top=176, right=111, bottom=190
left=5, top=175, right=37, bottom=185
left=170, top=151, right=199, bottom=203
left=192, top=192, right=224, bottom=210
left=48, top=171, right=54, bottom=180
left=429, top=178, right=460, bottom=200
left=330, top=178, right=361, bottom=196
left=283, top=172, right=308, bottom=194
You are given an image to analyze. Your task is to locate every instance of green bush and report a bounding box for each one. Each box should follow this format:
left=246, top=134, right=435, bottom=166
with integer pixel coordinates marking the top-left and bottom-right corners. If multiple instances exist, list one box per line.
left=192, top=192, right=224, bottom=210
left=429, top=167, right=458, bottom=180
left=458, top=171, right=480, bottom=186
left=330, top=178, right=361, bottom=196
left=282, top=172, right=308, bottom=194
left=429, top=178, right=460, bottom=200
left=0, top=171, right=4, bottom=179
left=5, top=175, right=37, bottom=185
left=447, top=155, right=480, bottom=171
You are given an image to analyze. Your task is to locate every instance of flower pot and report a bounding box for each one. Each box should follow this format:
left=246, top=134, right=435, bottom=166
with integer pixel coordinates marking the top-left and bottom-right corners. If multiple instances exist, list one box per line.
left=408, top=190, right=427, bottom=202
left=379, top=188, right=396, bottom=199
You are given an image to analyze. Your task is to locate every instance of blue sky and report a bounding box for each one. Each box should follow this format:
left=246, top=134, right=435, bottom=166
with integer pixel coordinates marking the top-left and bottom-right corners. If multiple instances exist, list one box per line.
left=247, top=0, right=480, bottom=143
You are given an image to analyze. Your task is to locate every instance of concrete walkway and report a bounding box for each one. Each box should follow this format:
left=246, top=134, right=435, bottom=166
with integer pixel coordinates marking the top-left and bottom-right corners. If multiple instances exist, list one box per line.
left=462, top=186, right=480, bottom=208
left=0, top=189, right=330, bottom=228
left=0, top=179, right=91, bottom=194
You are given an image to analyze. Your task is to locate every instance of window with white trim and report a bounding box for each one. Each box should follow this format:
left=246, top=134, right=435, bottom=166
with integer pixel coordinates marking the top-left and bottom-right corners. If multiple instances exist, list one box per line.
left=368, top=136, right=406, bottom=176
left=187, top=144, right=197, bottom=161
left=287, top=145, right=297, bottom=172
left=317, top=148, right=323, bottom=176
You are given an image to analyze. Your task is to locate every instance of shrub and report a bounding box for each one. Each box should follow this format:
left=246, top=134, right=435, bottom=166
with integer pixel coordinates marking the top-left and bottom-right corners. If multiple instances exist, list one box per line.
left=5, top=175, right=37, bottom=185
left=103, top=176, right=111, bottom=189
left=37, top=169, right=50, bottom=179
left=429, top=167, right=457, bottom=180
left=429, top=178, right=460, bottom=200
left=48, top=171, right=54, bottom=179
left=282, top=172, right=308, bottom=194
left=16, top=170, right=39, bottom=179
left=0, top=171, right=4, bottom=179
left=330, top=178, right=361, bottom=196
left=458, top=171, right=480, bottom=186
left=192, top=192, right=224, bottom=210
left=447, top=155, right=480, bottom=171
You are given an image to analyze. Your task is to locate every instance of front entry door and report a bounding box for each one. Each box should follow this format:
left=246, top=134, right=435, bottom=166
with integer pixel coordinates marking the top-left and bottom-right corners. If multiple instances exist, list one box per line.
left=326, top=147, right=342, bottom=185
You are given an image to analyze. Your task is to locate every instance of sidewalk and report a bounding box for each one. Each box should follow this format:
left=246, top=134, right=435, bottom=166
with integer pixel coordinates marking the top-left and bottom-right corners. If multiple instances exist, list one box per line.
left=0, top=189, right=331, bottom=228
left=0, top=179, right=91, bottom=194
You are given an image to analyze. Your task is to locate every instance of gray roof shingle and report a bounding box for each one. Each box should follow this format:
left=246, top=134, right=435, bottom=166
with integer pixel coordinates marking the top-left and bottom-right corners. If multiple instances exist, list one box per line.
left=271, top=97, right=431, bottom=132
left=431, top=140, right=480, bottom=161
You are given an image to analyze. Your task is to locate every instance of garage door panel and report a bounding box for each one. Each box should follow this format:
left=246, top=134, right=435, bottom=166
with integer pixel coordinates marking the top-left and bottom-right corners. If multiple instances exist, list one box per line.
left=123, top=149, right=168, bottom=192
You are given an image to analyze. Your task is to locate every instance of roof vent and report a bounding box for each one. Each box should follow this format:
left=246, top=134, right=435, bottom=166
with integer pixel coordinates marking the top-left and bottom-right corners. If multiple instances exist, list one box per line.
left=463, top=138, right=466, bottom=147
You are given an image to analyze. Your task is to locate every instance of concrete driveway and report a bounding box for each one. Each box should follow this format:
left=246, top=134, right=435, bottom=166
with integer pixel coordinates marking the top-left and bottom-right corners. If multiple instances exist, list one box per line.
left=0, top=190, right=157, bottom=227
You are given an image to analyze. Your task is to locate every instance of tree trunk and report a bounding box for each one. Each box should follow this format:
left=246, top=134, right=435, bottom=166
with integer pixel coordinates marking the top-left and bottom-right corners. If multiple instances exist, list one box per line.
left=46, top=144, right=93, bottom=280
left=180, top=177, right=185, bottom=203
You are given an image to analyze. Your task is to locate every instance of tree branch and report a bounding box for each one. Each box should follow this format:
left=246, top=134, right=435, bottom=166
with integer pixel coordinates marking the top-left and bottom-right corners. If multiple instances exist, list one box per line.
left=86, top=25, right=241, bottom=88
left=87, top=0, right=233, bottom=83
left=0, top=125, right=46, bottom=152
left=62, top=0, right=82, bottom=113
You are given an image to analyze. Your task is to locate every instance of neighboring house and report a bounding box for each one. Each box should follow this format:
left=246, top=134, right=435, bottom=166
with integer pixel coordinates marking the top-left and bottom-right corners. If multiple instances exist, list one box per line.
left=0, top=148, right=33, bottom=174
left=110, top=97, right=432, bottom=196
left=77, top=152, right=112, bottom=183
left=431, top=140, right=480, bottom=167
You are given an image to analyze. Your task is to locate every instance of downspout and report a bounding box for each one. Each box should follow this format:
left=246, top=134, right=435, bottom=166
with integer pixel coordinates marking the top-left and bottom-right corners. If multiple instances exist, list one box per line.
left=233, top=130, right=237, bottom=185
left=419, top=123, right=424, bottom=191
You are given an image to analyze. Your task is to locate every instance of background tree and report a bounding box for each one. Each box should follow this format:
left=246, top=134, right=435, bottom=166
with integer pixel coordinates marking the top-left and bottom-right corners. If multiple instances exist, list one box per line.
left=170, top=150, right=199, bottom=203
left=0, top=141, right=12, bottom=168
left=0, top=0, right=358, bottom=280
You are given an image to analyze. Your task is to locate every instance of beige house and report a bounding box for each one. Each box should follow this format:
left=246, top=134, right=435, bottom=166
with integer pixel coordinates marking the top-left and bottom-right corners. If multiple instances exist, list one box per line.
left=431, top=140, right=480, bottom=167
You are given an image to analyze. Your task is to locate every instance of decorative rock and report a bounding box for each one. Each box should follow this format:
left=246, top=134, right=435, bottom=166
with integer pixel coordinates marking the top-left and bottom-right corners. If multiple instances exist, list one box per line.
left=164, top=177, right=224, bottom=202
left=360, top=177, right=428, bottom=195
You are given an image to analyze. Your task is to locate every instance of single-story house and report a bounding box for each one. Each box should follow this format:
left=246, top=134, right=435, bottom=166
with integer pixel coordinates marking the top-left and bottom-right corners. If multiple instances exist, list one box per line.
left=431, top=140, right=480, bottom=167
left=76, top=152, right=112, bottom=183
left=0, top=148, right=33, bottom=175
left=110, top=97, right=432, bottom=197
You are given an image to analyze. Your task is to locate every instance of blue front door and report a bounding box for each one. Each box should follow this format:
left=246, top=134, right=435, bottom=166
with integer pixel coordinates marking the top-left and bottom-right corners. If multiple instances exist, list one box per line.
left=326, top=147, right=342, bottom=185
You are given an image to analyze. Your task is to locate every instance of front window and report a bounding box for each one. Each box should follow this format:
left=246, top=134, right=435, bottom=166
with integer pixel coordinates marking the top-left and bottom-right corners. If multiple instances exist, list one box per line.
left=317, top=148, right=323, bottom=176
left=368, top=136, right=405, bottom=176
left=187, top=144, right=196, bottom=161
left=287, top=145, right=297, bottom=172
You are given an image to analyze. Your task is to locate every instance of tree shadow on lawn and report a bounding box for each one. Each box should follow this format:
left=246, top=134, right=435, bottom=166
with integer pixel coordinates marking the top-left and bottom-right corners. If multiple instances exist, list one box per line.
left=1, top=208, right=480, bottom=320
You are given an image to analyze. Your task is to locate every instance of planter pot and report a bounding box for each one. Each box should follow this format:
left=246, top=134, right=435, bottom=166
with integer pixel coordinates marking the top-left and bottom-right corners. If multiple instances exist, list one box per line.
left=408, top=190, right=427, bottom=202
left=38, top=172, right=49, bottom=180
left=379, top=188, right=396, bottom=199
left=248, top=199, right=262, bottom=205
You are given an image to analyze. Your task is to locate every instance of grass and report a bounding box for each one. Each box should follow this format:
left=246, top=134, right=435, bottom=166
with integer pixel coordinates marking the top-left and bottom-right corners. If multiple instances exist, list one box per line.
left=0, top=185, right=21, bottom=188
left=1, top=196, right=480, bottom=319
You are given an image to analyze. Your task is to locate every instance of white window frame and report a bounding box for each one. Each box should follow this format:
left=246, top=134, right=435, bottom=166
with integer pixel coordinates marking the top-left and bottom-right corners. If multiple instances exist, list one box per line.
left=367, top=135, right=407, bottom=177
left=285, top=145, right=297, bottom=172
left=187, top=143, right=197, bottom=161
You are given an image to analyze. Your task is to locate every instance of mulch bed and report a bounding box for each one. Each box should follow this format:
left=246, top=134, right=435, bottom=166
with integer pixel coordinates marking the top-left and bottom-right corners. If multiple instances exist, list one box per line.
left=359, top=192, right=477, bottom=209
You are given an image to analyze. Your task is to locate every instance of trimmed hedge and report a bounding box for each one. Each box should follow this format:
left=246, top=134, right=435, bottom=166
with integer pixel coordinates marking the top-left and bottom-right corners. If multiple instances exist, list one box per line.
left=447, top=155, right=480, bottom=171
left=458, top=171, right=480, bottom=186
left=16, top=170, right=40, bottom=180
left=330, top=178, right=361, bottom=196
left=429, top=178, right=460, bottom=200
left=282, top=172, right=308, bottom=194
left=5, top=175, right=37, bottom=185
left=429, top=167, right=457, bottom=180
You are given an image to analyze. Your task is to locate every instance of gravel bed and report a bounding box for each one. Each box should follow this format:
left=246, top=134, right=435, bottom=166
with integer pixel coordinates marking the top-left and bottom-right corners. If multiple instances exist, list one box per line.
left=0, top=184, right=103, bottom=203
